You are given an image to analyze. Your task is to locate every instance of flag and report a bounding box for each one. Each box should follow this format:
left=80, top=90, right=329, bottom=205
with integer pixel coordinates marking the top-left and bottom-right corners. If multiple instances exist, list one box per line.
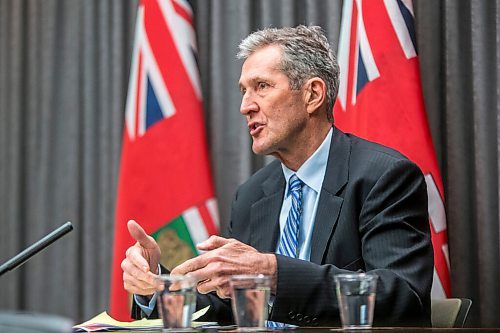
left=110, top=0, right=219, bottom=320
left=334, top=0, right=450, bottom=298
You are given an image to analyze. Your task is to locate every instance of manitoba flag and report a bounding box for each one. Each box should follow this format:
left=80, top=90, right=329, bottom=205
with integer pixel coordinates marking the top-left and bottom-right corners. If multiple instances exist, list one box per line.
left=110, top=0, right=219, bottom=320
left=333, top=0, right=450, bottom=298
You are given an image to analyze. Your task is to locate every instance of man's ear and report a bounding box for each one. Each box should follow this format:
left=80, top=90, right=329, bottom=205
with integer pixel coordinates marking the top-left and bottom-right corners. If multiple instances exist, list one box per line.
left=304, top=77, right=326, bottom=115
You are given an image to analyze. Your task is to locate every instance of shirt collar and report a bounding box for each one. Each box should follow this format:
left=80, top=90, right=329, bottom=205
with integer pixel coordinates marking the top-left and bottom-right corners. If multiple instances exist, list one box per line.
left=282, top=128, right=333, bottom=195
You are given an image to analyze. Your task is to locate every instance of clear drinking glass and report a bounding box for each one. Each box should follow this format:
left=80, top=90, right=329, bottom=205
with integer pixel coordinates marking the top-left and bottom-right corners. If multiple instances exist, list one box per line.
left=156, top=274, right=197, bottom=331
left=335, top=273, right=378, bottom=329
left=230, top=274, right=271, bottom=331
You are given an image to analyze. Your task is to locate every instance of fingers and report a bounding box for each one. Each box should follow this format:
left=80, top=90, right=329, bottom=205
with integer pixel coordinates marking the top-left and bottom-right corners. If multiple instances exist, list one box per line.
left=123, top=276, right=157, bottom=296
left=123, top=273, right=158, bottom=295
left=126, top=244, right=152, bottom=273
left=127, top=220, right=158, bottom=250
left=173, top=259, right=233, bottom=298
left=126, top=220, right=161, bottom=272
left=173, top=237, right=266, bottom=299
left=171, top=255, right=209, bottom=276
left=122, top=258, right=159, bottom=296
left=197, top=278, right=232, bottom=299
left=122, top=220, right=163, bottom=297
left=174, top=236, right=234, bottom=275
left=196, top=235, right=233, bottom=251
left=122, top=255, right=158, bottom=284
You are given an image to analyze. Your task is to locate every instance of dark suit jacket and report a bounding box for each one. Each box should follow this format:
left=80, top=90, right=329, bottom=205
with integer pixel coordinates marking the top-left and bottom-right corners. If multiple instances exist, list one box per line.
left=133, top=126, right=433, bottom=327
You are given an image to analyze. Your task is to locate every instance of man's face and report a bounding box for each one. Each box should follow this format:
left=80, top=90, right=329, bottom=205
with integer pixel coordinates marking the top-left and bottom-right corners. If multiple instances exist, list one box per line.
left=238, top=45, right=308, bottom=158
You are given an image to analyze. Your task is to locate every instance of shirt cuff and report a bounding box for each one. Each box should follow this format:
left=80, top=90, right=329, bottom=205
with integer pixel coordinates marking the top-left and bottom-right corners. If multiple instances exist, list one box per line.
left=134, top=293, right=158, bottom=318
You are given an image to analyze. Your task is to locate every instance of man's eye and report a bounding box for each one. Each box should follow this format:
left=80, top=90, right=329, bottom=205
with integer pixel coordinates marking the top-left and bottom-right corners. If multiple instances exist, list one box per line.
left=240, top=88, right=247, bottom=95
left=258, top=82, right=269, bottom=90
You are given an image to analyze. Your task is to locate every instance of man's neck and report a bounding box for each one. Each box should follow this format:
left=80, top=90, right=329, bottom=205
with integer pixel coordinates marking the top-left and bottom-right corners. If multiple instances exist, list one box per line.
left=275, top=124, right=332, bottom=171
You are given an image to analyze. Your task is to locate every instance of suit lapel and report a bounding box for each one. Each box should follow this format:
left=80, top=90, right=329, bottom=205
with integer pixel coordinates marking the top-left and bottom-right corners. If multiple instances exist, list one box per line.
left=250, top=165, right=285, bottom=252
left=310, top=127, right=350, bottom=264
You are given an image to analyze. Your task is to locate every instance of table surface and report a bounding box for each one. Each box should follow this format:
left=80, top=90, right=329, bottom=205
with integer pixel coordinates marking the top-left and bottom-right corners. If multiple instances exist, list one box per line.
left=112, top=327, right=500, bottom=333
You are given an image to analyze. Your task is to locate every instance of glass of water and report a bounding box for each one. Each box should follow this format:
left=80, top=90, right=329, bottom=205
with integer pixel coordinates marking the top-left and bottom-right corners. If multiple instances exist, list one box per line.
left=334, top=273, right=378, bottom=329
left=156, top=274, right=197, bottom=331
left=230, top=274, right=271, bottom=330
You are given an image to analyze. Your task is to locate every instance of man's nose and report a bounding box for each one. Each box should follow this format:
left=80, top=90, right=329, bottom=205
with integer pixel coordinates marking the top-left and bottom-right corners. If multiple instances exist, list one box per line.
left=240, top=93, right=259, bottom=115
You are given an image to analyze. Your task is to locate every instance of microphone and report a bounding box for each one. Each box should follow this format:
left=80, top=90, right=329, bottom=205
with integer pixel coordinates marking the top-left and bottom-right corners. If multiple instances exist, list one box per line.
left=0, top=221, right=73, bottom=276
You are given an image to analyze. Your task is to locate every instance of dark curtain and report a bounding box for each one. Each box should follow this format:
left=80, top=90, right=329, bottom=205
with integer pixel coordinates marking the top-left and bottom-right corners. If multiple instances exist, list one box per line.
left=0, top=0, right=498, bottom=327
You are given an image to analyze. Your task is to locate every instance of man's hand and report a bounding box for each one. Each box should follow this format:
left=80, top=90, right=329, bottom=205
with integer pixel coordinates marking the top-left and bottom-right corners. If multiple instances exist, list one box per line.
left=121, top=220, right=161, bottom=296
left=171, top=236, right=277, bottom=299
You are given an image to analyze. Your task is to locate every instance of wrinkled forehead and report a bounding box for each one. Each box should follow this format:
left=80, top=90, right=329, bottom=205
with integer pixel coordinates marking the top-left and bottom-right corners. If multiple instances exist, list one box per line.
left=239, top=45, right=284, bottom=83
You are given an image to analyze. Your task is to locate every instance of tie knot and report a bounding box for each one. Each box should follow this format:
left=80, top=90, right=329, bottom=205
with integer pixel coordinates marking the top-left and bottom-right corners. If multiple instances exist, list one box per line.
left=289, top=174, right=303, bottom=194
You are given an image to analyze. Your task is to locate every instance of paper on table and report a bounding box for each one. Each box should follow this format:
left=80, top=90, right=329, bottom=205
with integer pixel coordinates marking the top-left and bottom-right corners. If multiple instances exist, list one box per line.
left=73, top=305, right=210, bottom=332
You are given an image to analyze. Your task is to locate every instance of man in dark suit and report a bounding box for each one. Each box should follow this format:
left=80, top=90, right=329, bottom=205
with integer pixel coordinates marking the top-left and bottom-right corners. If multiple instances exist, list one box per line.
left=121, top=25, right=433, bottom=327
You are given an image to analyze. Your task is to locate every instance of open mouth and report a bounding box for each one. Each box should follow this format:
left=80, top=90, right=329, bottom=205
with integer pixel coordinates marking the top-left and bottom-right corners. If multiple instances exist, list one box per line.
left=248, top=122, right=264, bottom=136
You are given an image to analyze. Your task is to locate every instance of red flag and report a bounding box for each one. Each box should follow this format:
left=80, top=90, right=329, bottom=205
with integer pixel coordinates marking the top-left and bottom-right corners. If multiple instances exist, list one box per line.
left=334, top=0, right=450, bottom=298
left=110, top=0, right=219, bottom=320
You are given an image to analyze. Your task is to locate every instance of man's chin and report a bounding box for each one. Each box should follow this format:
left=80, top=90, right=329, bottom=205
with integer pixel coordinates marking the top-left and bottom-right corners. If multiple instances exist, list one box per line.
left=252, top=143, right=274, bottom=156
left=251, top=147, right=264, bottom=155
left=251, top=143, right=267, bottom=155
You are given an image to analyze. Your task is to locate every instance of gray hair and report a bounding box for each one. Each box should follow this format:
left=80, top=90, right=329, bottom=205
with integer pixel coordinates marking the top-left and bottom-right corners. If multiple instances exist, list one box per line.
left=237, top=25, right=339, bottom=122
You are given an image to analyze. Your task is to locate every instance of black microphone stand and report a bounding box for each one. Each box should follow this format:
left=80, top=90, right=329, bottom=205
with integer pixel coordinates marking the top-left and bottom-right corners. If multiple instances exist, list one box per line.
left=0, top=221, right=73, bottom=276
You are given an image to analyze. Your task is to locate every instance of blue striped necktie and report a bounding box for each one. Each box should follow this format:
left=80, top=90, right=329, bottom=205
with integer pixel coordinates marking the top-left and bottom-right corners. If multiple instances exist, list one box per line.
left=267, top=174, right=303, bottom=328
left=277, top=174, right=303, bottom=258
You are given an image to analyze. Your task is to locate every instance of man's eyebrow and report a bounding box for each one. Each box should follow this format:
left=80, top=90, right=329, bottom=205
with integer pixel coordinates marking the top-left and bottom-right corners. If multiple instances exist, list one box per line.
left=240, top=76, right=268, bottom=85
left=238, top=75, right=273, bottom=90
left=238, top=77, right=255, bottom=90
